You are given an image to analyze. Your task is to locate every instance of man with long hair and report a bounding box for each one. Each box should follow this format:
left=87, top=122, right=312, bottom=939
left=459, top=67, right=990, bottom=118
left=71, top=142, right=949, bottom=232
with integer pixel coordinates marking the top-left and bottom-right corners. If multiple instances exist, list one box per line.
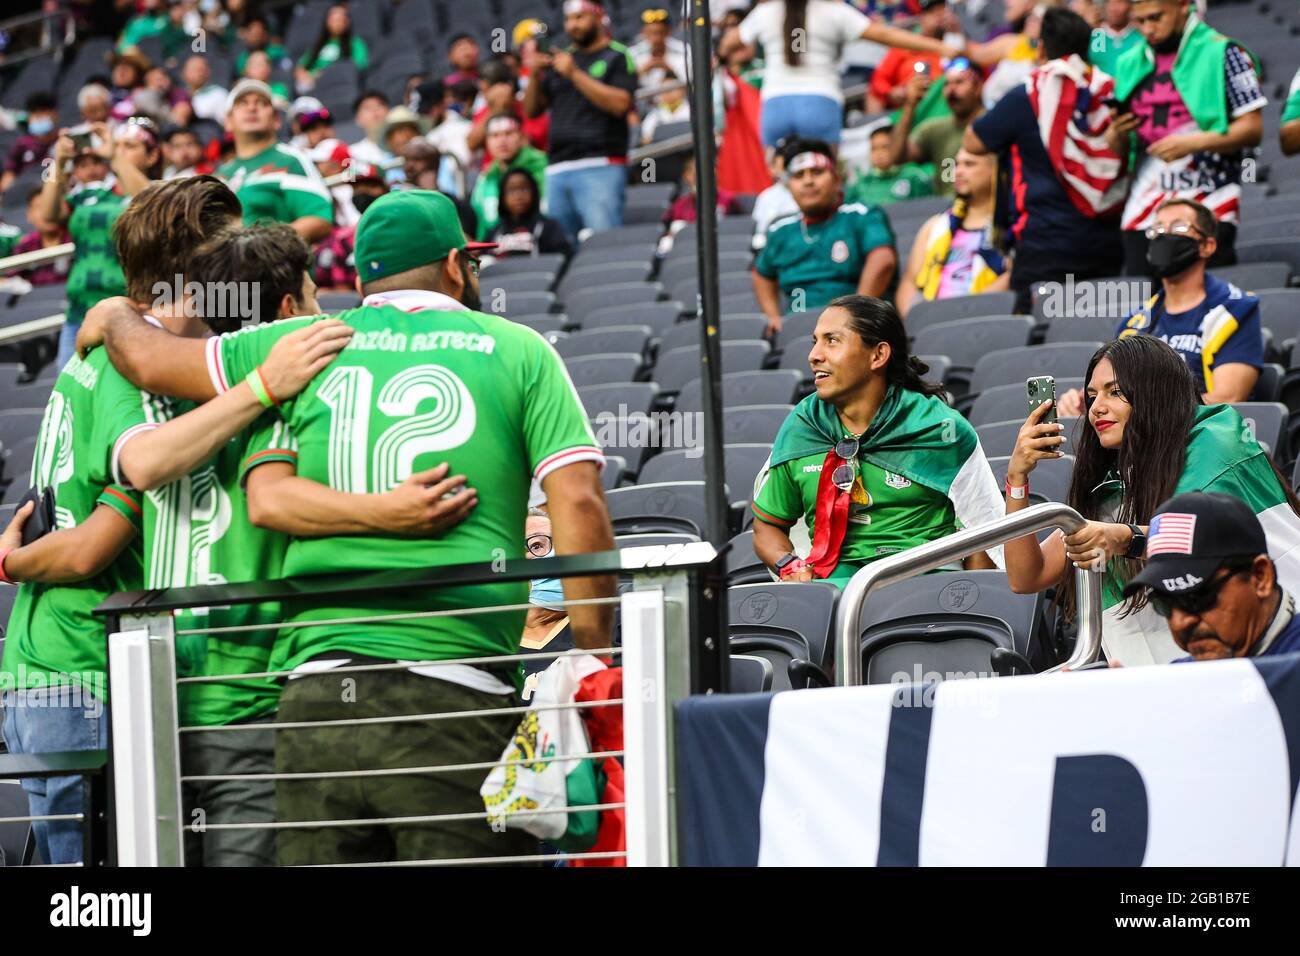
left=752, top=295, right=1002, bottom=585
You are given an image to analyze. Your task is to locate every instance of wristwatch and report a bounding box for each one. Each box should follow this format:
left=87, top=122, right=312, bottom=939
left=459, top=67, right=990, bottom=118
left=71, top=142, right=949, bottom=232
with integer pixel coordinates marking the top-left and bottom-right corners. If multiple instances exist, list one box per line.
left=1124, top=523, right=1147, bottom=560
left=774, top=552, right=800, bottom=576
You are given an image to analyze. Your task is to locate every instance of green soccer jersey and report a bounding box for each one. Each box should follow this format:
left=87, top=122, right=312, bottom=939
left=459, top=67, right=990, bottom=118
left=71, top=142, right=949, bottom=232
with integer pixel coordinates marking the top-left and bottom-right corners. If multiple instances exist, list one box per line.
left=754, top=203, right=896, bottom=314
left=0, top=350, right=145, bottom=693
left=217, top=142, right=333, bottom=229
left=469, top=145, right=549, bottom=240
left=64, top=183, right=128, bottom=328
left=134, top=394, right=289, bottom=727
left=752, top=453, right=957, bottom=579
left=206, top=289, right=603, bottom=673
left=1089, top=25, right=1144, bottom=79
left=846, top=165, right=935, bottom=207
left=1283, top=67, right=1300, bottom=125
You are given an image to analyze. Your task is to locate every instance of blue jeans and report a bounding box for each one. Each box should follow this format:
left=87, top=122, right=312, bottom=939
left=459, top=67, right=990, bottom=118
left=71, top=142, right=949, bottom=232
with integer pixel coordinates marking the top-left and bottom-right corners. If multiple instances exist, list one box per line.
left=55, top=320, right=79, bottom=371
left=545, top=162, right=626, bottom=243
left=760, top=93, right=844, bottom=147
left=1, top=686, right=108, bottom=865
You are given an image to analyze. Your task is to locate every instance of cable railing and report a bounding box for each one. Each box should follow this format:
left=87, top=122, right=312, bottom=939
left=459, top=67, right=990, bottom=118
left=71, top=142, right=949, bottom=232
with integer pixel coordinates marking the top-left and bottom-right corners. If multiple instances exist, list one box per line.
left=0, top=749, right=110, bottom=867
left=94, top=542, right=721, bottom=867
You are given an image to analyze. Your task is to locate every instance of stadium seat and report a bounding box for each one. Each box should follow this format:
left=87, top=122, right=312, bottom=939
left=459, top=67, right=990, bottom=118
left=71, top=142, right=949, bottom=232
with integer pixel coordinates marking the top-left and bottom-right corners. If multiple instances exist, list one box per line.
left=583, top=302, right=686, bottom=337
left=583, top=223, right=665, bottom=248
left=969, top=379, right=1084, bottom=426
left=1232, top=402, right=1289, bottom=458
left=558, top=263, right=653, bottom=299
left=1253, top=290, right=1300, bottom=350
left=1239, top=217, right=1300, bottom=241
left=913, top=316, right=1036, bottom=390
left=906, top=292, right=1019, bottom=334
left=729, top=655, right=775, bottom=693
left=512, top=314, right=567, bottom=335
left=566, top=245, right=657, bottom=269
left=1042, top=316, right=1118, bottom=345
left=675, top=370, right=804, bottom=414
left=615, top=532, right=700, bottom=550
left=606, top=481, right=717, bottom=536
left=977, top=416, right=1082, bottom=459
left=728, top=581, right=840, bottom=688
left=638, top=444, right=772, bottom=502
left=555, top=325, right=653, bottom=362
left=1253, top=363, right=1284, bottom=403
left=669, top=273, right=757, bottom=307
left=918, top=353, right=951, bottom=386
left=719, top=291, right=763, bottom=315
left=482, top=273, right=557, bottom=297
left=592, top=416, right=660, bottom=475
left=602, top=455, right=627, bottom=491
left=657, top=316, right=768, bottom=353
left=968, top=342, right=1104, bottom=394
left=651, top=341, right=771, bottom=394
left=723, top=405, right=792, bottom=444
left=987, top=453, right=1075, bottom=504
left=1236, top=240, right=1300, bottom=277
left=658, top=252, right=753, bottom=292
left=725, top=530, right=770, bottom=585
left=316, top=292, right=360, bottom=312
left=563, top=353, right=644, bottom=388
left=857, top=570, right=1058, bottom=682
left=0, top=410, right=43, bottom=456
left=565, top=283, right=665, bottom=327
left=490, top=291, right=556, bottom=316
left=579, top=382, right=660, bottom=419
left=1213, top=261, right=1293, bottom=292
left=481, top=254, right=566, bottom=279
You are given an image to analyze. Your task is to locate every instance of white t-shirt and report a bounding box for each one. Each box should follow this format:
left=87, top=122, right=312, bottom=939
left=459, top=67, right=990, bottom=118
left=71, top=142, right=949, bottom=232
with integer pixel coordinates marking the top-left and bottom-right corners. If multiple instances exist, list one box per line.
left=738, top=0, right=871, bottom=102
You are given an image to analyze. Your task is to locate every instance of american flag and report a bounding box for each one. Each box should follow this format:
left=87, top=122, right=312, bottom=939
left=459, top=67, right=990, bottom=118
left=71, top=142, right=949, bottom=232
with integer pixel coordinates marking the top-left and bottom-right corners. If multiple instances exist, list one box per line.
left=1147, top=513, right=1198, bottom=557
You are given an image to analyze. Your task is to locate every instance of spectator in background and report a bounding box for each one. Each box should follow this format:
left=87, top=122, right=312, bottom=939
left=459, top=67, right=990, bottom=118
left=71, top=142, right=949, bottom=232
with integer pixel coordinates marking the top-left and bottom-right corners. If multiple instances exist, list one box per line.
left=720, top=0, right=959, bottom=152
left=410, top=80, right=473, bottom=192
left=896, top=147, right=1007, bottom=317
left=486, top=168, right=574, bottom=260
left=0, top=92, right=60, bottom=194
left=116, top=0, right=185, bottom=57
left=1110, top=0, right=1266, bottom=275
left=161, top=125, right=212, bottom=178
left=401, top=139, right=478, bottom=239
left=465, top=61, right=550, bottom=164
left=445, top=32, right=482, bottom=88
left=1089, top=0, right=1141, bottom=75
left=639, top=69, right=691, bottom=145
left=134, top=66, right=191, bottom=127
left=846, top=120, right=933, bottom=207
left=1003, top=335, right=1300, bottom=666
left=965, top=7, right=1126, bottom=313
left=520, top=508, right=574, bottom=687
left=666, top=152, right=736, bottom=228
left=469, top=113, right=548, bottom=240
left=1058, top=199, right=1262, bottom=415
left=39, top=119, right=159, bottom=367
left=14, top=186, right=72, bottom=286
left=235, top=13, right=287, bottom=76
left=446, top=79, right=480, bottom=122
left=1283, top=66, right=1300, bottom=156
left=289, top=97, right=334, bottom=151
left=629, top=8, right=689, bottom=91
left=977, top=0, right=1051, bottom=108
left=294, top=2, right=369, bottom=89
left=180, top=54, right=229, bottom=124
left=382, top=106, right=428, bottom=158
left=1123, top=493, right=1300, bottom=662
left=752, top=141, right=896, bottom=337
left=751, top=295, right=1000, bottom=585
left=108, top=49, right=150, bottom=116
left=314, top=161, right=389, bottom=289
left=885, top=57, right=984, bottom=198
left=751, top=143, right=799, bottom=250
left=242, top=50, right=292, bottom=109
left=217, top=79, right=333, bottom=243
left=76, top=82, right=113, bottom=127
left=524, top=0, right=638, bottom=242
left=866, top=0, right=951, bottom=113
left=347, top=90, right=391, bottom=167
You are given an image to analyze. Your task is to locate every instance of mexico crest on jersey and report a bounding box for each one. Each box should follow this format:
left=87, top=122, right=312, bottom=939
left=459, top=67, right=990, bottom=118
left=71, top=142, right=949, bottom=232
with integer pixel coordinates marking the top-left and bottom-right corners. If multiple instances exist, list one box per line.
left=884, top=471, right=912, bottom=489
left=831, top=240, right=849, bottom=263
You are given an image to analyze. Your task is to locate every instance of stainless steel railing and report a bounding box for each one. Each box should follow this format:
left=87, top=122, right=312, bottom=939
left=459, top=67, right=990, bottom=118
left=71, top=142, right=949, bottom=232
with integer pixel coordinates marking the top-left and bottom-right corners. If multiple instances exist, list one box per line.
left=834, top=502, right=1105, bottom=686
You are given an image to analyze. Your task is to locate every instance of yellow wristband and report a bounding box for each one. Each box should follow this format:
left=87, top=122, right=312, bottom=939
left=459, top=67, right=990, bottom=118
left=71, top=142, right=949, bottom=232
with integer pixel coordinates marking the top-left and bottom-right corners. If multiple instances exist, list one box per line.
left=245, top=368, right=275, bottom=408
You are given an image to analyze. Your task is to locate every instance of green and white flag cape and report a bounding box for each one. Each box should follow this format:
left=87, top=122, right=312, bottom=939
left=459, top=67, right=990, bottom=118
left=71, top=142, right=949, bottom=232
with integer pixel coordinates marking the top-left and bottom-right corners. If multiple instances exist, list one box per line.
left=753, top=385, right=1006, bottom=570
left=1101, top=403, right=1300, bottom=665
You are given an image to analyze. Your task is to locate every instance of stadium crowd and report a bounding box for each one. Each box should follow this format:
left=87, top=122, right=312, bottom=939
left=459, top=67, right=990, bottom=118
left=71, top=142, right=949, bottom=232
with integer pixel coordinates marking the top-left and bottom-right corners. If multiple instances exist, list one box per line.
left=0, top=0, right=1297, bottom=867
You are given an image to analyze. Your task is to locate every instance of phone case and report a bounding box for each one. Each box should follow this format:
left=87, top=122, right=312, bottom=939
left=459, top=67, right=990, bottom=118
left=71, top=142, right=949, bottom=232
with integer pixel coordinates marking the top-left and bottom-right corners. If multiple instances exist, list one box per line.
left=15, top=485, right=57, bottom=546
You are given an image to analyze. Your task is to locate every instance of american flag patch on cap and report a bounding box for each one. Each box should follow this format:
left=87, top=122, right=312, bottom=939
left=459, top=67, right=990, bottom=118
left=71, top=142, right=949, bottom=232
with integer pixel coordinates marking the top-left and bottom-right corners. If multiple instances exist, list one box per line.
left=1147, top=513, right=1197, bottom=556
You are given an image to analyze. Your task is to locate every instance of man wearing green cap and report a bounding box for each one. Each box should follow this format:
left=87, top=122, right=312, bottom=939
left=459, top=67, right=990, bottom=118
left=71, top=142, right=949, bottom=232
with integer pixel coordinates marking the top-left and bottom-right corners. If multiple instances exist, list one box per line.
left=80, top=189, right=617, bottom=866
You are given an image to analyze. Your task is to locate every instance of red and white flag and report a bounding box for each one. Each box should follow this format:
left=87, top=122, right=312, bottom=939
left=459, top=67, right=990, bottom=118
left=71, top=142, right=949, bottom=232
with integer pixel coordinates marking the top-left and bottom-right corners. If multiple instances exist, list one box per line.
left=1026, top=54, right=1129, bottom=219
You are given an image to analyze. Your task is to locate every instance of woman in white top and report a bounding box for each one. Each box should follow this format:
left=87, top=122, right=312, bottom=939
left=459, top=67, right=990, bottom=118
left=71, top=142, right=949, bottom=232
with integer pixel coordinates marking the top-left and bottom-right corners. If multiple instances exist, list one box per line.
left=720, top=0, right=961, bottom=150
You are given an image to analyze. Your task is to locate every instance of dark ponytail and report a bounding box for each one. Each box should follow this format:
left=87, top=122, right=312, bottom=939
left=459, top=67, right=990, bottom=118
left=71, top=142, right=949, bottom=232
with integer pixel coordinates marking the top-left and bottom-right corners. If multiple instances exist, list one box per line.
left=827, top=294, right=948, bottom=400
left=783, top=0, right=808, bottom=66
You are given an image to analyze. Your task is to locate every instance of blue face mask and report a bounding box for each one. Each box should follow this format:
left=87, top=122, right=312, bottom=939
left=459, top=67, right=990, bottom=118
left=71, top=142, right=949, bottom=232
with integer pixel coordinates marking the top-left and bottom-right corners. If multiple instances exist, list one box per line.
left=28, top=117, right=53, bottom=137
left=528, top=577, right=566, bottom=612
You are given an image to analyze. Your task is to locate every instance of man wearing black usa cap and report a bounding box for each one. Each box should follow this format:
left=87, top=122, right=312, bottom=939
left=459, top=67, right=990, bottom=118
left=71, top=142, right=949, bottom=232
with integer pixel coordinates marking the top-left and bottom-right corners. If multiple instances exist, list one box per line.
left=1123, top=492, right=1300, bottom=661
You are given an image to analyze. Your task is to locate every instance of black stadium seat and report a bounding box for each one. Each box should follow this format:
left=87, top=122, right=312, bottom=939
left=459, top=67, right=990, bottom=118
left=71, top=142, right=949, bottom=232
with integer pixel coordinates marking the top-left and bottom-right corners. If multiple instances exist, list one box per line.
left=638, top=443, right=772, bottom=502
left=565, top=283, right=664, bottom=327
left=558, top=263, right=652, bottom=299
left=583, top=302, right=686, bottom=337
left=651, top=341, right=771, bottom=394
left=1236, top=240, right=1300, bottom=277
left=1042, top=316, right=1118, bottom=345
left=657, top=316, right=768, bottom=354
left=977, top=415, right=1082, bottom=459
left=725, top=530, right=770, bottom=585
left=728, top=582, right=840, bottom=688
left=579, top=382, right=660, bottom=419
left=907, top=292, right=1019, bottom=334
left=968, top=342, right=1104, bottom=394
left=914, top=316, right=1036, bottom=391
left=563, top=353, right=644, bottom=388
left=675, top=370, right=804, bottom=414
left=481, top=254, right=566, bottom=279
left=722, top=405, right=792, bottom=444
left=0, top=410, right=43, bottom=455
left=606, top=481, right=717, bottom=537
left=729, top=655, right=775, bottom=693
left=482, top=273, right=556, bottom=296
left=969, top=379, right=1084, bottom=427
left=987, top=454, right=1076, bottom=505
left=1232, top=402, right=1289, bottom=458
left=555, top=325, right=653, bottom=362
left=1213, top=261, right=1293, bottom=292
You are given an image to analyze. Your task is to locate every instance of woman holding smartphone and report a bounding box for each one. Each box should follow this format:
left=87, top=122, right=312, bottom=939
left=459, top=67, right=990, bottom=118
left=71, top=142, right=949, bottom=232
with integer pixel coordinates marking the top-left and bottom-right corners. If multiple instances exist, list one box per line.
left=1003, top=335, right=1300, bottom=666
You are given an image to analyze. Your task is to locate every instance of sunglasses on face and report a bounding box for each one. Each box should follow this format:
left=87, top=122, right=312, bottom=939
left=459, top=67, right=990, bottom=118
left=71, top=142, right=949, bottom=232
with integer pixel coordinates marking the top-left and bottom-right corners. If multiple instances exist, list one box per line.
left=1149, top=566, right=1250, bottom=619
left=464, top=254, right=481, bottom=277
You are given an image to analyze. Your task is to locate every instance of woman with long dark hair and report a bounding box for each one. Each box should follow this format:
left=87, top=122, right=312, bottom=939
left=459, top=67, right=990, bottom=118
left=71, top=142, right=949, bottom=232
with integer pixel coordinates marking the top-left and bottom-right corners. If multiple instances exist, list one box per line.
left=752, top=295, right=1003, bottom=583
left=1004, top=335, right=1300, bottom=664
left=485, top=168, right=573, bottom=259
left=295, top=3, right=368, bottom=88
left=719, top=0, right=963, bottom=151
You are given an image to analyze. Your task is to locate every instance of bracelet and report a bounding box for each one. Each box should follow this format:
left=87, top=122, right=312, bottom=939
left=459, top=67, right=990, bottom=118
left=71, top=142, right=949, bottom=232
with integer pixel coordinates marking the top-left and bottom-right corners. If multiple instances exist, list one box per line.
left=0, top=548, right=14, bottom=585
left=778, top=557, right=808, bottom=580
left=245, top=367, right=280, bottom=408
left=1005, top=478, right=1028, bottom=500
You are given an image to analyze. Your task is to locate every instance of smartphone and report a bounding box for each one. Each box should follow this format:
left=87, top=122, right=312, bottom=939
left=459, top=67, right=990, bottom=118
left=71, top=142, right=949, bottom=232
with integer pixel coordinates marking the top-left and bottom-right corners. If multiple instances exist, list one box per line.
left=15, top=485, right=57, bottom=546
left=536, top=31, right=551, bottom=55
left=1101, top=96, right=1123, bottom=112
left=66, top=123, right=94, bottom=153
left=1027, top=375, right=1058, bottom=424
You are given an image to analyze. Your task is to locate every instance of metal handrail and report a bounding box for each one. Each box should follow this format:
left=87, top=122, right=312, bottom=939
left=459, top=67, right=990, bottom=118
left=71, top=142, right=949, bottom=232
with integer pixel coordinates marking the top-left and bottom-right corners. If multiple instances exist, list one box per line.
left=834, top=502, right=1104, bottom=686
left=0, top=242, right=75, bottom=276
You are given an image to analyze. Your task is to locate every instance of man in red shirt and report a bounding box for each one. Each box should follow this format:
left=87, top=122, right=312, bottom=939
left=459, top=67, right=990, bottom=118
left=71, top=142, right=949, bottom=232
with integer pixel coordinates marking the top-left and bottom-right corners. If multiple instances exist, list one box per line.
left=867, top=0, right=954, bottom=113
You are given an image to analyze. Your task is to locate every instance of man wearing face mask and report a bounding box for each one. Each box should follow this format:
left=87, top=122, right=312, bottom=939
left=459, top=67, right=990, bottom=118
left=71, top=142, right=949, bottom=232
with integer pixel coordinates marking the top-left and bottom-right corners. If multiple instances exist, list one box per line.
left=1057, top=198, right=1262, bottom=417
left=1109, top=0, right=1266, bottom=276
left=520, top=507, right=574, bottom=693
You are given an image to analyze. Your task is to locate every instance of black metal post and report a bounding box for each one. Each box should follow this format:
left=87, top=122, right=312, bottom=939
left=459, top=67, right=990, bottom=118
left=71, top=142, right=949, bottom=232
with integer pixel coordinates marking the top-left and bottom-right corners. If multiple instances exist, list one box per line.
left=686, top=0, right=730, bottom=692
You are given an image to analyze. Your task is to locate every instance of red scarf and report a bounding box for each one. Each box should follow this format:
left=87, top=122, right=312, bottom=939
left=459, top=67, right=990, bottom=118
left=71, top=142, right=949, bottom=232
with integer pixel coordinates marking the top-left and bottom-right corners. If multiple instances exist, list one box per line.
left=804, top=448, right=853, bottom=579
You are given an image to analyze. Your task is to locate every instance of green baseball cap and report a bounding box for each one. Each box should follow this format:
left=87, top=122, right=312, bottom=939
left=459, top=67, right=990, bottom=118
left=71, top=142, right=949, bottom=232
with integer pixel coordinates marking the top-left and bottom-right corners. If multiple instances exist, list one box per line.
left=353, top=189, right=495, bottom=284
